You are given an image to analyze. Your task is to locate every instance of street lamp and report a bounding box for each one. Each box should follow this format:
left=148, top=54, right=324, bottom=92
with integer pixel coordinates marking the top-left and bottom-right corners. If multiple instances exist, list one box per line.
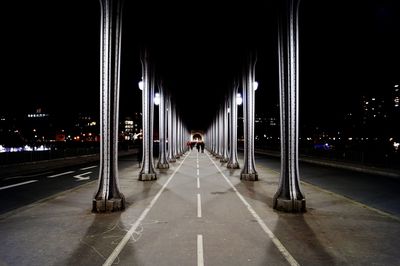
left=253, top=81, right=259, bottom=91
left=154, top=92, right=160, bottom=106
left=138, top=78, right=144, bottom=90
left=236, top=93, right=243, bottom=105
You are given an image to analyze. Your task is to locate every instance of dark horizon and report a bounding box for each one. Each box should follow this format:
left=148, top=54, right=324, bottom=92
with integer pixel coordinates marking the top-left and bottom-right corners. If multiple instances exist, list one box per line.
left=1, top=0, right=399, bottom=131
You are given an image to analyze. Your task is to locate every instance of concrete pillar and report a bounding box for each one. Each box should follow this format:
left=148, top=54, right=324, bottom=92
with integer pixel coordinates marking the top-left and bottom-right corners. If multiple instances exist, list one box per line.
left=139, top=50, right=157, bottom=181
left=227, top=83, right=240, bottom=169
left=221, top=100, right=229, bottom=162
left=157, top=83, right=169, bottom=169
left=240, top=53, right=258, bottom=181
left=168, top=98, right=176, bottom=163
left=93, top=0, right=125, bottom=212
left=173, top=105, right=180, bottom=159
left=273, top=0, right=306, bottom=213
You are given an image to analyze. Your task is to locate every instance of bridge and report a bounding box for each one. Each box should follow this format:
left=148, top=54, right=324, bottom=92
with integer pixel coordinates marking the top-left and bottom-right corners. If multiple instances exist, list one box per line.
left=1, top=0, right=400, bottom=265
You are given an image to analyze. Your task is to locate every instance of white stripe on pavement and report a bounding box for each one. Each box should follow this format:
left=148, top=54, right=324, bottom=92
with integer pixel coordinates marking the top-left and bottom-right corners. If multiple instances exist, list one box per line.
left=80, top=165, right=97, bottom=171
left=103, top=152, right=190, bottom=266
left=47, top=171, right=74, bottom=178
left=197, top=169, right=199, bottom=176
left=206, top=152, right=300, bottom=266
left=197, top=177, right=200, bottom=189
left=0, top=180, right=38, bottom=191
left=197, top=193, right=202, bottom=218
left=197, top=234, right=204, bottom=266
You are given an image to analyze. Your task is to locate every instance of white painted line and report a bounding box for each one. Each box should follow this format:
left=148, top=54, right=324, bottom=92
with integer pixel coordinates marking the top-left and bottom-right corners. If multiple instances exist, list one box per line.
left=197, top=169, right=200, bottom=176
left=197, top=193, right=202, bottom=218
left=103, top=150, right=191, bottom=266
left=80, top=165, right=97, bottom=170
left=4, top=171, right=54, bottom=180
left=47, top=171, right=74, bottom=178
left=0, top=180, right=38, bottom=191
left=197, top=177, right=200, bottom=189
left=197, top=234, right=204, bottom=266
left=206, top=152, right=300, bottom=266
left=74, top=172, right=92, bottom=181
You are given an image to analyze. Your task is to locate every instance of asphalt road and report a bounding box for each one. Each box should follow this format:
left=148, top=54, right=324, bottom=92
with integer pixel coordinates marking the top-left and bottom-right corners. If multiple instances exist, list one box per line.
left=1, top=152, right=399, bottom=219
left=254, top=153, right=400, bottom=218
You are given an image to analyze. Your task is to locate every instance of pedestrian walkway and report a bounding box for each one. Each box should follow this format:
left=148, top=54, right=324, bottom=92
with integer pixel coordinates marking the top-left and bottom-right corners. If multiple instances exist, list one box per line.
left=0, top=150, right=399, bottom=265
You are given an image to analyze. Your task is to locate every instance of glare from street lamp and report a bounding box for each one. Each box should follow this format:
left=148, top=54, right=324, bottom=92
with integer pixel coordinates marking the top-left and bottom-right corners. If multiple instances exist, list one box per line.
left=253, top=81, right=258, bottom=91
left=236, top=93, right=243, bottom=105
left=138, top=78, right=143, bottom=90
left=154, top=93, right=160, bottom=106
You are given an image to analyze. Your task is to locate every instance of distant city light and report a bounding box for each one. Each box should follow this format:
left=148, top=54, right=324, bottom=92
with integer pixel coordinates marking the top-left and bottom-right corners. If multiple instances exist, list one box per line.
left=394, top=142, right=399, bottom=151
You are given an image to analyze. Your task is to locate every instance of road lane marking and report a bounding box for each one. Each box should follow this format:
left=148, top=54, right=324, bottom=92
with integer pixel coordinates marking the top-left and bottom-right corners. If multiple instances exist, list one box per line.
left=74, top=172, right=92, bottom=181
left=4, top=171, right=54, bottom=180
left=197, top=177, right=200, bottom=189
left=197, top=234, right=204, bottom=266
left=206, top=152, right=300, bottom=266
left=80, top=165, right=97, bottom=170
left=197, top=169, right=199, bottom=176
left=197, top=193, right=202, bottom=218
left=103, top=151, right=190, bottom=266
left=0, top=180, right=38, bottom=191
left=47, top=171, right=75, bottom=178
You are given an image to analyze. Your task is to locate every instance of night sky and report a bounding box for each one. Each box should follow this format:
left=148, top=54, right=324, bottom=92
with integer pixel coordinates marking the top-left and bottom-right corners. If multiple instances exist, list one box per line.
left=1, top=0, right=399, bottom=131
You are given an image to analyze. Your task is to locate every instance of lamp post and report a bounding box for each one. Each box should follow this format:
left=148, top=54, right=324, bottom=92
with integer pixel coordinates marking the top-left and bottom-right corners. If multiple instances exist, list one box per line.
left=227, top=82, right=241, bottom=169
left=93, top=0, right=125, bottom=212
left=138, top=50, right=157, bottom=181
left=156, top=83, right=169, bottom=169
left=167, top=97, right=176, bottom=162
left=241, top=53, right=258, bottom=181
left=273, top=0, right=306, bottom=212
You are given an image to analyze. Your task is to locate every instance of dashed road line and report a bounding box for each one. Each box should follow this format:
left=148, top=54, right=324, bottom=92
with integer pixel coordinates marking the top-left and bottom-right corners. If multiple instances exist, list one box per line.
left=197, top=177, right=200, bottom=189
left=197, top=193, right=202, bottom=218
left=47, top=171, right=75, bottom=178
left=80, top=165, right=98, bottom=171
left=197, top=234, right=204, bottom=266
left=0, top=180, right=38, bottom=191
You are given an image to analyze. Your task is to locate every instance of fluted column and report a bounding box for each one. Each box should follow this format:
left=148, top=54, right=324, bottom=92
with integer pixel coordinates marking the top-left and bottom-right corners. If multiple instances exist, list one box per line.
left=168, top=98, right=176, bottom=162
left=227, top=83, right=240, bottom=169
left=221, top=99, right=229, bottom=162
left=93, top=0, right=125, bottom=212
left=157, top=83, right=169, bottom=169
left=139, top=50, right=157, bottom=181
left=240, top=53, right=258, bottom=181
left=273, top=0, right=306, bottom=213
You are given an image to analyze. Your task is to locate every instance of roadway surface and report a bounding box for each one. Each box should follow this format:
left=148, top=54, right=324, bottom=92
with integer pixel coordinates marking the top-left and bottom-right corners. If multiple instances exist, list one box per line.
left=1, top=152, right=399, bottom=218
left=0, top=151, right=400, bottom=265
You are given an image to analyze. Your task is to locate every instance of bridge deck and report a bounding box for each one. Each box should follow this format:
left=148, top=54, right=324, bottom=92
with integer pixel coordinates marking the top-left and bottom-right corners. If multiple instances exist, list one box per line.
left=0, top=150, right=399, bottom=265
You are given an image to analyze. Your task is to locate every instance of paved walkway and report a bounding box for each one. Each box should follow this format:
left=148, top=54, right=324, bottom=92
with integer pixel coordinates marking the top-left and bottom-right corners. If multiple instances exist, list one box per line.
left=0, top=150, right=399, bottom=265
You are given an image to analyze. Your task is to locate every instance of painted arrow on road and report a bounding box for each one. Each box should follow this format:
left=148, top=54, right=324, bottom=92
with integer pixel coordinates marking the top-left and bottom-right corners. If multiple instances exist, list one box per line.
left=74, top=172, right=92, bottom=181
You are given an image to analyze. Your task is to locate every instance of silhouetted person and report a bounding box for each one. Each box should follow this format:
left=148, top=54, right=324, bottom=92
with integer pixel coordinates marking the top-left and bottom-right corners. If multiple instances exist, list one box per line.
left=200, top=142, right=205, bottom=153
left=196, top=142, right=200, bottom=152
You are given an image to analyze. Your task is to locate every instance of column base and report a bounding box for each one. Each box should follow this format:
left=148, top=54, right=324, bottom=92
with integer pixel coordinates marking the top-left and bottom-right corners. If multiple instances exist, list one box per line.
left=227, top=162, right=240, bottom=169
left=139, top=173, right=157, bottom=181
left=273, top=197, right=306, bottom=213
left=220, top=158, right=228, bottom=163
left=92, top=197, right=125, bottom=213
left=169, top=158, right=176, bottom=163
left=240, top=173, right=258, bottom=181
left=157, top=162, right=169, bottom=169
